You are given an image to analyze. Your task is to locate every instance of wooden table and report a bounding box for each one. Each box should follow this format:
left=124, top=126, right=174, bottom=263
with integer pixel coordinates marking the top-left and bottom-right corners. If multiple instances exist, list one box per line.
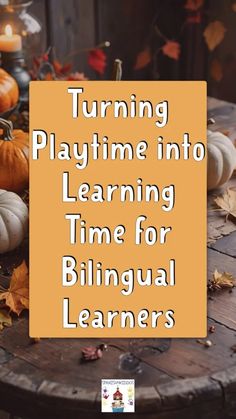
left=0, top=98, right=236, bottom=419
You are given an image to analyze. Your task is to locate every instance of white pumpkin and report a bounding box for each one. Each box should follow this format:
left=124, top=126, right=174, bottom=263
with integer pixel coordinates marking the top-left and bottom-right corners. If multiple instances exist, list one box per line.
left=0, top=189, right=28, bottom=254
left=208, top=130, right=236, bottom=191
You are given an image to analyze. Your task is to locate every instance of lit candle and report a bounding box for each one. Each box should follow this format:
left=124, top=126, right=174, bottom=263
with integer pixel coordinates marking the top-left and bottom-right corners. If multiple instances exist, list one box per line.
left=0, top=25, right=22, bottom=52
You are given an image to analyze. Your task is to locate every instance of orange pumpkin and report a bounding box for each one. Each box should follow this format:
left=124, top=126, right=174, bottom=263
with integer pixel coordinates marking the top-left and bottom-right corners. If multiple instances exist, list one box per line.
left=0, top=68, right=19, bottom=114
left=0, top=118, right=29, bottom=192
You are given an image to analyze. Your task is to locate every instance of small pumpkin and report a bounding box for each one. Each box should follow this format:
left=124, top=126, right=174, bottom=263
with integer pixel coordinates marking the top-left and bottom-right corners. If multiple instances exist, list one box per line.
left=0, top=68, right=19, bottom=114
left=0, top=118, right=29, bottom=193
left=207, top=130, right=236, bottom=191
left=0, top=189, right=28, bottom=254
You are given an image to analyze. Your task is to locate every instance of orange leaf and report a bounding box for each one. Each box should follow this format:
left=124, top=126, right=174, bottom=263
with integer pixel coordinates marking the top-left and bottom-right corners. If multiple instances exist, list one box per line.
left=0, top=261, right=29, bottom=316
left=88, top=49, right=107, bottom=75
left=232, top=2, right=236, bottom=12
left=204, top=21, right=226, bottom=51
left=210, top=59, right=223, bottom=82
left=185, top=0, right=204, bottom=11
left=162, top=41, right=181, bottom=60
left=134, top=47, right=151, bottom=70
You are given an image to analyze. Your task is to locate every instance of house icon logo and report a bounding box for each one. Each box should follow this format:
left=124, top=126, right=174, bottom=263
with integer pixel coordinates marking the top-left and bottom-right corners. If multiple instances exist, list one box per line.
left=101, top=379, right=135, bottom=413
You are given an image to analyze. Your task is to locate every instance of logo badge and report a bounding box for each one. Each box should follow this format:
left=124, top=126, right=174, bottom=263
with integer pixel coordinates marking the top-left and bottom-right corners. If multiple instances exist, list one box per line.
left=101, top=379, right=135, bottom=413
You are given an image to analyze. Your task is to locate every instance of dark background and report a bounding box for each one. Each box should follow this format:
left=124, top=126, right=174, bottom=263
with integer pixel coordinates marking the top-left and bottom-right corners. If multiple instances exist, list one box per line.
left=28, top=0, right=236, bottom=102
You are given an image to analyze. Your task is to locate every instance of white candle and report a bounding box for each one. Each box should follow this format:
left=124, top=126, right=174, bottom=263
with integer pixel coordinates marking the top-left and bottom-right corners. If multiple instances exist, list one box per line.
left=0, top=25, right=22, bottom=52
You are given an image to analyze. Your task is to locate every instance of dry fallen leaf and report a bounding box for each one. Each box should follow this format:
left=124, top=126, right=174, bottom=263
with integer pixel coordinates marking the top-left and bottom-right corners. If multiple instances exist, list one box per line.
left=185, top=0, right=204, bottom=11
left=0, top=261, right=29, bottom=316
left=208, top=269, right=235, bottom=291
left=210, top=58, right=223, bottom=82
left=162, top=41, right=181, bottom=60
left=134, top=47, right=152, bottom=70
left=81, top=344, right=108, bottom=362
left=203, top=21, right=226, bottom=51
left=214, top=189, right=236, bottom=221
left=0, top=309, right=12, bottom=331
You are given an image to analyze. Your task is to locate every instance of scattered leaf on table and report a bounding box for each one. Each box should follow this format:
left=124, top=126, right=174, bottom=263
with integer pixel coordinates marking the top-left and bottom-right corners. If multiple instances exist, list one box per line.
left=210, top=58, right=223, bottom=82
left=0, top=309, right=12, bottom=331
left=204, top=21, right=226, bottom=51
left=185, top=0, right=204, bottom=11
left=162, top=41, right=181, bottom=60
left=134, top=47, right=151, bottom=70
left=81, top=343, right=108, bottom=362
left=214, top=189, right=236, bottom=220
left=81, top=346, right=103, bottom=362
left=232, top=2, right=236, bottom=12
left=208, top=269, right=235, bottom=291
left=0, top=261, right=29, bottom=316
left=88, top=49, right=107, bottom=75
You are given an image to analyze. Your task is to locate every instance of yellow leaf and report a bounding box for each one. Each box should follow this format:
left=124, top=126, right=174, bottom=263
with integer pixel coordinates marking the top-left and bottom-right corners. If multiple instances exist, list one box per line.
left=204, top=21, right=226, bottom=51
left=208, top=269, right=235, bottom=291
left=0, top=261, right=29, bottom=316
left=214, top=189, right=236, bottom=220
left=0, top=309, right=12, bottom=331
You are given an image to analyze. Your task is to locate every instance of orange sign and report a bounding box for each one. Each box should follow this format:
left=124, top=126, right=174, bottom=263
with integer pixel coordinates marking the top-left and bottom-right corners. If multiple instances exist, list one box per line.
left=30, top=81, right=207, bottom=337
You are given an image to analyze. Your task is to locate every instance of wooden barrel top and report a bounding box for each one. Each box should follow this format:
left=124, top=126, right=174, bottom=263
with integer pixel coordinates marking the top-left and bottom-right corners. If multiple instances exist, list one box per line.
left=0, top=98, right=236, bottom=419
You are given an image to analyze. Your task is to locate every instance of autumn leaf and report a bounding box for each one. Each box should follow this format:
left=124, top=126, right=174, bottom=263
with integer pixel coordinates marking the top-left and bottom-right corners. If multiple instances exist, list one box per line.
left=232, top=3, right=236, bottom=12
left=88, top=49, right=107, bottom=75
left=208, top=269, right=235, bottom=291
left=162, top=41, right=181, bottom=60
left=0, top=309, right=12, bottom=331
left=203, top=21, right=226, bottom=51
left=210, top=58, right=223, bottom=82
left=0, top=261, right=29, bottom=316
left=214, top=189, right=236, bottom=221
left=185, top=0, right=204, bottom=11
left=81, top=344, right=107, bottom=362
left=134, top=47, right=151, bottom=70
left=53, top=60, right=72, bottom=76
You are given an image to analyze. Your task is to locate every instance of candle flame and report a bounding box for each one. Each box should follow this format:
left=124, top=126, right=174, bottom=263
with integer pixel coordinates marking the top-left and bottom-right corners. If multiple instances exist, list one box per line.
left=5, top=25, right=13, bottom=37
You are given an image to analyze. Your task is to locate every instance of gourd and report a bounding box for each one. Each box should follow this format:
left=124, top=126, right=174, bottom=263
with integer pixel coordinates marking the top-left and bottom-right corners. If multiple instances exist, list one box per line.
left=208, top=130, right=236, bottom=191
left=0, top=189, right=28, bottom=254
left=0, top=68, right=19, bottom=114
left=0, top=118, right=29, bottom=192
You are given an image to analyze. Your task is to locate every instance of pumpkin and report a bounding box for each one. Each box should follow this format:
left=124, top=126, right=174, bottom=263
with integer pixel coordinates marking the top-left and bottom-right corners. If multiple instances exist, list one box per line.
left=207, top=130, right=236, bottom=191
left=0, top=118, right=29, bottom=193
left=0, top=68, right=19, bottom=114
left=0, top=189, right=28, bottom=254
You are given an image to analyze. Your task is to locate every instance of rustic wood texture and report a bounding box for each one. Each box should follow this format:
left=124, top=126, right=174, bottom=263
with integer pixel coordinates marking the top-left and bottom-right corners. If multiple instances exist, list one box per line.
left=0, top=98, right=236, bottom=418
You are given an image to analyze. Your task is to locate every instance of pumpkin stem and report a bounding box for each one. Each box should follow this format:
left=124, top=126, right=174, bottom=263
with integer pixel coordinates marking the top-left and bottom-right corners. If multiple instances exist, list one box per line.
left=112, top=59, right=122, bottom=81
left=0, top=118, right=14, bottom=141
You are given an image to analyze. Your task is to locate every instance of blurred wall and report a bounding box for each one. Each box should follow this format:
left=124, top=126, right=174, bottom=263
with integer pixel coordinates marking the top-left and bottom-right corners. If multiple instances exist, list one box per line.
left=29, top=0, right=236, bottom=102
